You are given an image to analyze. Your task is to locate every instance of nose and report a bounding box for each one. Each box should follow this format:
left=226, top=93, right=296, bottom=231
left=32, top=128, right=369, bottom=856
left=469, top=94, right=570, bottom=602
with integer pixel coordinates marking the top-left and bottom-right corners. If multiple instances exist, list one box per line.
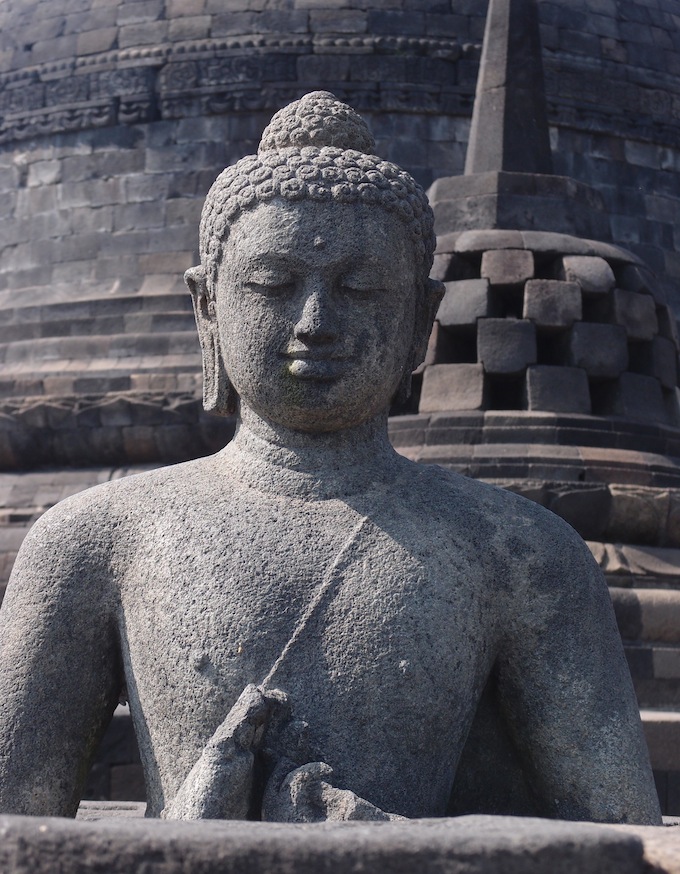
left=293, top=284, right=338, bottom=345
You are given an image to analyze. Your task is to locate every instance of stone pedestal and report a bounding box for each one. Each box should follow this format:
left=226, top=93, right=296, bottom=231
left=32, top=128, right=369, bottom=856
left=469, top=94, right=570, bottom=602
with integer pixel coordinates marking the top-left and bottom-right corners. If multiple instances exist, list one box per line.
left=0, top=812, right=656, bottom=874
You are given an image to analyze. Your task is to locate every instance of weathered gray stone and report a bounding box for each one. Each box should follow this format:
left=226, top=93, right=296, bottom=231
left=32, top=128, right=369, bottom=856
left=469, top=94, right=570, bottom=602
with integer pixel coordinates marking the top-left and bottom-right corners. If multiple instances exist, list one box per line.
left=0, top=815, right=648, bottom=874
left=0, top=93, right=661, bottom=828
left=478, top=318, right=537, bottom=375
left=524, top=365, right=590, bottom=414
left=629, top=337, right=678, bottom=390
left=464, top=0, right=552, bottom=176
left=523, top=279, right=582, bottom=328
left=618, top=264, right=654, bottom=296
left=437, top=279, right=497, bottom=328
left=602, top=372, right=667, bottom=424
left=419, top=364, right=486, bottom=412
left=611, top=288, right=659, bottom=341
left=559, top=255, right=615, bottom=295
left=480, top=248, right=534, bottom=286
left=566, top=322, right=628, bottom=378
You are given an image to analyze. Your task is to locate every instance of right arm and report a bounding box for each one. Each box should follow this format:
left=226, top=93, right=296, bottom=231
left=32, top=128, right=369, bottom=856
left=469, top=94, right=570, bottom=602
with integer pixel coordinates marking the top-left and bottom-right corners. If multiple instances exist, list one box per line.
left=0, top=502, right=122, bottom=816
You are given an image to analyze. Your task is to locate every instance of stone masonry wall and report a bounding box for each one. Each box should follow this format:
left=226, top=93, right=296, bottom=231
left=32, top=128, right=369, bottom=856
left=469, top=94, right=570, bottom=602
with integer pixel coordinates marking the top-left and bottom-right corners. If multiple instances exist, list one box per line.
left=0, top=0, right=679, bottom=323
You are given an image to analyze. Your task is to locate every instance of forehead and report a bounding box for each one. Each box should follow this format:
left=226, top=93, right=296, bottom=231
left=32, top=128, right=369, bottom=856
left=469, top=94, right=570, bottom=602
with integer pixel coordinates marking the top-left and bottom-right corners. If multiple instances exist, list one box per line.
left=223, top=199, right=414, bottom=274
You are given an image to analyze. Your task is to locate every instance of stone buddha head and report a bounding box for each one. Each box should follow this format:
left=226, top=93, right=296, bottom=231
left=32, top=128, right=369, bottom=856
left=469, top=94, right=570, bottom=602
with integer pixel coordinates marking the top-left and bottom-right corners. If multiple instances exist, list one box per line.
left=186, top=91, right=443, bottom=433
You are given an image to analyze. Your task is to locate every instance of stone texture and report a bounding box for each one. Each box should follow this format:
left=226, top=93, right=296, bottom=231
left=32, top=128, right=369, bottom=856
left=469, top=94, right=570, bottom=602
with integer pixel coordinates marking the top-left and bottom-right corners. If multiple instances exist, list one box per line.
left=480, top=248, right=534, bottom=286
left=611, top=288, right=659, bottom=341
left=477, top=318, right=537, bottom=375
left=525, top=365, right=590, bottom=414
left=566, top=322, right=628, bottom=378
left=559, top=256, right=616, bottom=295
left=0, top=815, right=648, bottom=874
left=0, top=95, right=660, bottom=828
left=523, top=279, right=582, bottom=328
left=615, top=821, right=680, bottom=874
left=464, top=0, right=553, bottom=176
left=641, top=712, right=680, bottom=773
left=629, top=337, right=678, bottom=390
left=437, top=279, right=497, bottom=328
left=419, top=364, right=486, bottom=412
left=602, top=372, right=668, bottom=424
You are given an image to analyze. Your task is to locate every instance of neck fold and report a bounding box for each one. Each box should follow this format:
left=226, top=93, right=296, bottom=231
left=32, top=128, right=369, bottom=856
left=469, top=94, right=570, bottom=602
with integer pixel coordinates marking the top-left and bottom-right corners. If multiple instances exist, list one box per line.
left=218, top=407, right=402, bottom=499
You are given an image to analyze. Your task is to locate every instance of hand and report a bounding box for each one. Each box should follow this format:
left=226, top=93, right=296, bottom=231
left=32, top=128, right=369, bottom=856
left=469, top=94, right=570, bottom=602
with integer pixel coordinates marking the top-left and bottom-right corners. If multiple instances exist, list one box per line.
left=162, top=684, right=288, bottom=820
left=262, top=760, right=406, bottom=822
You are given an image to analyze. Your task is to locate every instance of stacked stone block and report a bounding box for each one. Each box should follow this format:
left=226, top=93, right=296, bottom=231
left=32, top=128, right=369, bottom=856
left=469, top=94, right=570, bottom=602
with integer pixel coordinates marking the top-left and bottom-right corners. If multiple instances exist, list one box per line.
left=420, top=232, right=679, bottom=426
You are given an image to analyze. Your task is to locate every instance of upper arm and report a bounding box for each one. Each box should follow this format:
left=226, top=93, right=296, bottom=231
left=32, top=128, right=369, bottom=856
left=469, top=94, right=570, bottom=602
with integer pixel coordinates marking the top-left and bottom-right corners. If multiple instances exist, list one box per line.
left=495, top=515, right=661, bottom=824
left=0, top=501, right=122, bottom=816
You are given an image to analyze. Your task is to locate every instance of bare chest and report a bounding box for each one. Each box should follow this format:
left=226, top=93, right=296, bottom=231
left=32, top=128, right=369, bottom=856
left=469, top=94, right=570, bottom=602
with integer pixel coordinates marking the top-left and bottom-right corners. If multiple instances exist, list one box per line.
left=116, top=492, right=499, bottom=813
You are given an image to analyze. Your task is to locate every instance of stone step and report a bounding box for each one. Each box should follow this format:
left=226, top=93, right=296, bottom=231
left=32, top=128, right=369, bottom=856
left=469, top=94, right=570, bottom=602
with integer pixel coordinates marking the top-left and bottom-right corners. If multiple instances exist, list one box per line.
left=0, top=276, right=188, bottom=310
left=0, top=356, right=202, bottom=399
left=0, top=332, right=200, bottom=365
left=0, top=293, right=194, bottom=322
left=614, top=589, right=680, bottom=644
left=642, top=710, right=680, bottom=772
left=0, top=312, right=196, bottom=343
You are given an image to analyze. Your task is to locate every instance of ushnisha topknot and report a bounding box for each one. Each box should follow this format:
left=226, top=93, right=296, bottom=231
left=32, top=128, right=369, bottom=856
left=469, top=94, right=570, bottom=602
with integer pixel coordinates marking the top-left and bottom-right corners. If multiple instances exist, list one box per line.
left=198, top=91, right=436, bottom=290
left=258, top=90, right=376, bottom=153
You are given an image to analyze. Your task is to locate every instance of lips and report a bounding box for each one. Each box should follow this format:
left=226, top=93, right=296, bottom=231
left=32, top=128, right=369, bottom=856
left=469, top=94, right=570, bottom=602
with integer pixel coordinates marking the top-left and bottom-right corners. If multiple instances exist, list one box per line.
left=283, top=348, right=349, bottom=380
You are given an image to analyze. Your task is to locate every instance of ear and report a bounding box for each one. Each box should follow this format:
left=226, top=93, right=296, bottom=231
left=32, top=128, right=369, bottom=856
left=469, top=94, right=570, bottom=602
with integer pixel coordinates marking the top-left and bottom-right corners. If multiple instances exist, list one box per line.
left=411, top=278, right=444, bottom=371
left=394, top=278, right=444, bottom=406
left=184, top=266, right=237, bottom=416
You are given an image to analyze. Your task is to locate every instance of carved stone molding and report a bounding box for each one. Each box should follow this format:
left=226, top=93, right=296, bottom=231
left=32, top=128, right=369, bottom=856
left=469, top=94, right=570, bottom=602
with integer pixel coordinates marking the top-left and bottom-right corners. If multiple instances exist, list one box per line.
left=0, top=392, right=235, bottom=470
left=0, top=35, right=469, bottom=143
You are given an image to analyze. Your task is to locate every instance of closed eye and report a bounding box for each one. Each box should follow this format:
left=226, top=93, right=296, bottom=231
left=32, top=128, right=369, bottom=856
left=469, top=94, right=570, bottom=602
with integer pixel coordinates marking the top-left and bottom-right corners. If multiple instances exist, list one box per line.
left=246, top=278, right=296, bottom=295
left=341, top=284, right=385, bottom=297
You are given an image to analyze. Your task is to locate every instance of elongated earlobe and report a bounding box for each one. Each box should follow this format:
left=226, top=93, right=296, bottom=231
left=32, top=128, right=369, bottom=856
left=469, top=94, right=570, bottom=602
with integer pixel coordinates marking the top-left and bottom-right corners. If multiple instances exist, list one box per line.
left=412, top=278, right=444, bottom=370
left=184, top=266, right=237, bottom=416
left=396, top=278, right=444, bottom=403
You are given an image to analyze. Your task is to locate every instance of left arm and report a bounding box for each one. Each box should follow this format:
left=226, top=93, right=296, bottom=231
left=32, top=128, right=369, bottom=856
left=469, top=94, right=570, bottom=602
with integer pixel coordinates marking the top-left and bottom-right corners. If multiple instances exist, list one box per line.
left=496, top=518, right=661, bottom=824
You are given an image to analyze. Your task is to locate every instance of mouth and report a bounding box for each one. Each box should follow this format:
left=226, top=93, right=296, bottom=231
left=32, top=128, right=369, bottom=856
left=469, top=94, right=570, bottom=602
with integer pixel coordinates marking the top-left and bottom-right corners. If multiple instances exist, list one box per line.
left=282, top=348, right=350, bottom=381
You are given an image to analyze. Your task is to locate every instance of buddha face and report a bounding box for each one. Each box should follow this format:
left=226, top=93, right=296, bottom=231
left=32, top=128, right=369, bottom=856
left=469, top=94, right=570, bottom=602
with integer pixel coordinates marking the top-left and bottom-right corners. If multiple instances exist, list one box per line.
left=212, top=198, right=419, bottom=432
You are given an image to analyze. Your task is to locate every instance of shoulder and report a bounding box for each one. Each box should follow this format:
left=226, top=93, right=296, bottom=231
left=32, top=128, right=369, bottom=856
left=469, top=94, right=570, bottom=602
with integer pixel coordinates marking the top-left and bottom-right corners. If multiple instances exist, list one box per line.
left=11, top=456, right=222, bottom=586
left=395, top=458, right=600, bottom=589
left=396, top=458, right=579, bottom=537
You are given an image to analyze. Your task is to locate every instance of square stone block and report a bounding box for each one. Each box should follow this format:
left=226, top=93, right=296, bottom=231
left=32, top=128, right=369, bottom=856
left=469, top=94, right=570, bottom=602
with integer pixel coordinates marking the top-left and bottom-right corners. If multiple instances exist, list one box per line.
left=437, top=279, right=496, bottom=328
left=523, top=279, right=582, bottom=329
left=525, top=365, right=591, bottom=414
left=603, top=372, right=667, bottom=424
left=611, top=288, right=658, bottom=340
left=653, top=337, right=679, bottom=389
left=657, top=305, right=680, bottom=344
left=477, top=318, right=537, bottom=375
left=480, top=249, right=534, bottom=286
left=566, top=322, right=628, bottom=378
left=419, top=364, right=486, bottom=412
left=618, top=263, right=651, bottom=295
left=629, top=337, right=678, bottom=390
left=559, top=255, right=615, bottom=295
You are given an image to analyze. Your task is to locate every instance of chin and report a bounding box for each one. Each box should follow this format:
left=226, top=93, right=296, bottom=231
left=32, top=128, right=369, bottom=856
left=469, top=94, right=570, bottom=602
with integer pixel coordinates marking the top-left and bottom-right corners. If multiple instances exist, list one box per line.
left=244, top=375, right=391, bottom=429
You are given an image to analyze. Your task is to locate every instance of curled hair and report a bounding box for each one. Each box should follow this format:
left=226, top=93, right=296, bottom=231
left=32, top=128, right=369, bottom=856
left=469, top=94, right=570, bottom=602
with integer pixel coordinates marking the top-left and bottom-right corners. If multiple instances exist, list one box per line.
left=198, top=91, right=436, bottom=293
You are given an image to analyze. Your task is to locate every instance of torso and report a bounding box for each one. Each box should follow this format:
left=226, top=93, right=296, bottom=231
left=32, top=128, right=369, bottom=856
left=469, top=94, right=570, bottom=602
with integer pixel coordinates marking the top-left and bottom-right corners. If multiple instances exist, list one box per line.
left=100, top=451, right=520, bottom=817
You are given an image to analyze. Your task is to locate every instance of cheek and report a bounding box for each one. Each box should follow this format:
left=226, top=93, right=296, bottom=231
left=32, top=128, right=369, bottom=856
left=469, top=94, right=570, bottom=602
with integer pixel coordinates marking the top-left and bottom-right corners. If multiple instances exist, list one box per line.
left=370, top=294, right=416, bottom=358
left=218, top=296, right=288, bottom=366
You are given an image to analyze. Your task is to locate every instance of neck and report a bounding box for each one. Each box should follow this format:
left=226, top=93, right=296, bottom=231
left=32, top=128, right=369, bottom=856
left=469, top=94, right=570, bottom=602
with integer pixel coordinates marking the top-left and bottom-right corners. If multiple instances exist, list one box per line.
left=219, top=405, right=402, bottom=498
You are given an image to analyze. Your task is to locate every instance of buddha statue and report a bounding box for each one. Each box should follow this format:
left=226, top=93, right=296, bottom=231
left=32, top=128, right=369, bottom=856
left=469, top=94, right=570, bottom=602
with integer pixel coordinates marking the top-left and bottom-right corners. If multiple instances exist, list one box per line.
left=0, top=93, right=662, bottom=825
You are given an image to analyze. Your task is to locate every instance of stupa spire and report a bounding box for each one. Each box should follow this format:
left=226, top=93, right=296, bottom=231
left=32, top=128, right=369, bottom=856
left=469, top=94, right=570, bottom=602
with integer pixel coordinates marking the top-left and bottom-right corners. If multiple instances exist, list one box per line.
left=464, top=0, right=552, bottom=176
